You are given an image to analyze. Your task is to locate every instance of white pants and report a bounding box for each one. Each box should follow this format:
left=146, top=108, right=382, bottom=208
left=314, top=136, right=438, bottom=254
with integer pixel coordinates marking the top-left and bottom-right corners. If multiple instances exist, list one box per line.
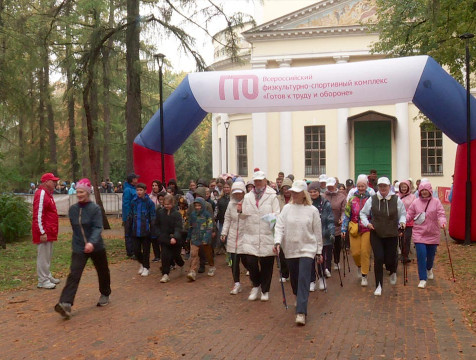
left=37, top=242, right=53, bottom=284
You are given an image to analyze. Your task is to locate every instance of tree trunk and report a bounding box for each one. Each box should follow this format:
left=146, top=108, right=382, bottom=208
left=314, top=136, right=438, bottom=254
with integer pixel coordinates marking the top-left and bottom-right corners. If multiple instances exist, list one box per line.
left=38, top=67, right=46, bottom=173
left=18, top=114, right=24, bottom=169
left=125, top=0, right=142, bottom=174
left=81, top=112, right=89, bottom=178
left=43, top=48, right=57, bottom=174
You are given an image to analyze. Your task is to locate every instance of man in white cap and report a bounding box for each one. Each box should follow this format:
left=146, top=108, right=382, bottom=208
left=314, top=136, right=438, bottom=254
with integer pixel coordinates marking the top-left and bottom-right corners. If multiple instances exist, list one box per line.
left=318, top=174, right=328, bottom=194
left=239, top=170, right=280, bottom=302
left=360, top=177, right=407, bottom=296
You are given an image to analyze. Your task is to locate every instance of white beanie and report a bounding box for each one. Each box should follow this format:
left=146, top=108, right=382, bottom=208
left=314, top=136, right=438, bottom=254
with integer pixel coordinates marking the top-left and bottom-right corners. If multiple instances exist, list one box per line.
left=356, top=174, right=368, bottom=186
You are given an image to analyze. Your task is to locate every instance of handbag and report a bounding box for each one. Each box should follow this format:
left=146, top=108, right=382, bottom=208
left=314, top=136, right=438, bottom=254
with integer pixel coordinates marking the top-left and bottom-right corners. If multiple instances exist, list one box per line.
left=413, top=199, right=431, bottom=225
left=349, top=221, right=359, bottom=236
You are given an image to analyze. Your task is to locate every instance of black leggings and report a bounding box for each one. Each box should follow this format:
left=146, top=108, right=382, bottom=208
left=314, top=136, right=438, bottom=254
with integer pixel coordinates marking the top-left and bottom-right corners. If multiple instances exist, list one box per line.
left=230, top=253, right=248, bottom=283
left=244, top=255, right=274, bottom=293
left=370, top=232, right=398, bottom=288
left=161, top=244, right=184, bottom=275
left=333, top=235, right=342, bottom=263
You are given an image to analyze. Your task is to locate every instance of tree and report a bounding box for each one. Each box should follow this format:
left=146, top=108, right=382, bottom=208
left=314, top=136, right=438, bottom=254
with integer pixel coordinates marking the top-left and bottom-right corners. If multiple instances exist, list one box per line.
left=371, top=0, right=476, bottom=84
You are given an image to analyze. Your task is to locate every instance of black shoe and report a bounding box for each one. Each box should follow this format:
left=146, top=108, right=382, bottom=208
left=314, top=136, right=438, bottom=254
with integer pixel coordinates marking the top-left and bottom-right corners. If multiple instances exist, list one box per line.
left=152, top=258, right=160, bottom=263
left=198, top=266, right=205, bottom=274
left=55, top=302, right=72, bottom=320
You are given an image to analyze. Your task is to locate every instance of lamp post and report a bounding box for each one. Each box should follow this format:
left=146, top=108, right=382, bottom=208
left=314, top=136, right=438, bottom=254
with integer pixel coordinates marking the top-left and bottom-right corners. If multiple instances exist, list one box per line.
left=154, top=53, right=166, bottom=184
left=224, top=120, right=230, bottom=173
left=459, top=33, right=474, bottom=245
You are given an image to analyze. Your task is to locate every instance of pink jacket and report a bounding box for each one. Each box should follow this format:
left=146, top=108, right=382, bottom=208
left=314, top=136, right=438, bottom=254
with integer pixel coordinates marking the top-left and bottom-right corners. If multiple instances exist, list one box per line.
left=406, top=182, right=446, bottom=245
left=399, top=180, right=416, bottom=226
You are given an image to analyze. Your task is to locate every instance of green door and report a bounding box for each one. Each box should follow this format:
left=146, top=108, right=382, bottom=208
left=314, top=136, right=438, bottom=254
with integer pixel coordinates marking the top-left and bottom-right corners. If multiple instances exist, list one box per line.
left=354, top=121, right=391, bottom=180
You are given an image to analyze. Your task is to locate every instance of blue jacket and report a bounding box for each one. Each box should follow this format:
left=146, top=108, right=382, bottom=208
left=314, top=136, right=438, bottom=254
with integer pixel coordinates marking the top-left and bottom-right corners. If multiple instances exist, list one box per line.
left=122, top=181, right=137, bottom=222
left=312, top=196, right=335, bottom=246
left=127, top=194, right=156, bottom=238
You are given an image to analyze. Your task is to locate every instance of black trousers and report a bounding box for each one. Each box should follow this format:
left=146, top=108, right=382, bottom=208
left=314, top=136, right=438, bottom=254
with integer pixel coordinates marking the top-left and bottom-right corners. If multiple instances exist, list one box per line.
left=333, top=235, right=343, bottom=264
left=59, top=249, right=111, bottom=306
left=151, top=237, right=161, bottom=259
left=161, top=244, right=184, bottom=275
left=370, top=232, right=398, bottom=288
left=278, top=248, right=289, bottom=278
left=133, top=236, right=151, bottom=269
left=314, top=244, right=333, bottom=279
left=230, top=253, right=248, bottom=283
left=244, top=255, right=274, bottom=293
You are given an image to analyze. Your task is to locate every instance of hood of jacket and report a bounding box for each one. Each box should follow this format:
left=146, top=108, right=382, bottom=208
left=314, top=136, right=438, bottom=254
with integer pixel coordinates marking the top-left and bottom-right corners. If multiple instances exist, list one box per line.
left=398, top=180, right=412, bottom=197
left=124, top=181, right=135, bottom=191
left=418, top=181, right=433, bottom=199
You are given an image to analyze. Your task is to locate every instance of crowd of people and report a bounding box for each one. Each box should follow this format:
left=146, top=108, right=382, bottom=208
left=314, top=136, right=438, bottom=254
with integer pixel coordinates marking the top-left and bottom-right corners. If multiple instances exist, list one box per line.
left=31, top=168, right=447, bottom=326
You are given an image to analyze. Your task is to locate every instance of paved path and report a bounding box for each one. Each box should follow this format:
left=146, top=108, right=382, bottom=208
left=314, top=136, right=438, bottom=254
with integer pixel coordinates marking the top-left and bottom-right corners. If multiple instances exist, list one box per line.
left=1, top=251, right=475, bottom=360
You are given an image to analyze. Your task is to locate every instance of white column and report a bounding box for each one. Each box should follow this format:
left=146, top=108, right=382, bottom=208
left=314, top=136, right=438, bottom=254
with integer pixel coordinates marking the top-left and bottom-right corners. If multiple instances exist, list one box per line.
left=395, top=103, right=410, bottom=181
left=333, top=55, right=350, bottom=180
left=221, top=113, right=229, bottom=175
left=251, top=60, right=268, bottom=174
left=212, top=114, right=219, bottom=177
left=277, top=58, right=293, bottom=175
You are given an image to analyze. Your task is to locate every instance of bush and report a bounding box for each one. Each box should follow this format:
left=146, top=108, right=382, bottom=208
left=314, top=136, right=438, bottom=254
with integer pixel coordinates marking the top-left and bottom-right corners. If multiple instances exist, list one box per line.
left=0, top=193, right=31, bottom=247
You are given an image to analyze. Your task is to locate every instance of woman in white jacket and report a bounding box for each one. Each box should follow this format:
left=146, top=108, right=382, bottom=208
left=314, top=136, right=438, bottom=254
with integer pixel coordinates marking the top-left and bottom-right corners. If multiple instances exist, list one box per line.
left=274, top=180, right=323, bottom=326
left=239, top=171, right=280, bottom=302
left=221, top=181, right=248, bottom=295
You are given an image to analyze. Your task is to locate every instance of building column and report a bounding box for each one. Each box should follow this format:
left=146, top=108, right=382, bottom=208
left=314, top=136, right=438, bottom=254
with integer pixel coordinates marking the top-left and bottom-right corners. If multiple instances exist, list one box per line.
left=395, top=102, right=410, bottom=181
left=334, top=55, right=350, bottom=181
left=221, top=113, right=229, bottom=175
left=251, top=60, right=268, bottom=174
left=212, top=114, right=219, bottom=177
left=277, top=58, right=293, bottom=175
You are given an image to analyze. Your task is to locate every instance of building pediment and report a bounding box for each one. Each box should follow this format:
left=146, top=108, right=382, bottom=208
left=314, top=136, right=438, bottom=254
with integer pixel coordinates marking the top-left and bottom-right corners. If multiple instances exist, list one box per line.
left=243, top=0, right=377, bottom=41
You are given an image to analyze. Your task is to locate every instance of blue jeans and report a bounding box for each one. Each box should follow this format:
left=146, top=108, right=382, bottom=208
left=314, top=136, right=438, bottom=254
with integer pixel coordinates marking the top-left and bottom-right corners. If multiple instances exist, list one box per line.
left=415, top=243, right=438, bottom=280
left=286, top=257, right=313, bottom=315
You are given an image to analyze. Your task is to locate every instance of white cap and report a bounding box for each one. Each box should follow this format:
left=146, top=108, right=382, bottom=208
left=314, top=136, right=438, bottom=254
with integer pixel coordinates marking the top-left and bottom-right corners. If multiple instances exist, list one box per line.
left=326, top=177, right=336, bottom=187
left=252, top=170, right=266, bottom=180
left=395, top=181, right=400, bottom=189
left=289, top=180, right=308, bottom=193
left=319, top=174, right=328, bottom=182
left=420, top=178, right=429, bottom=184
left=231, top=181, right=246, bottom=194
left=377, top=177, right=391, bottom=185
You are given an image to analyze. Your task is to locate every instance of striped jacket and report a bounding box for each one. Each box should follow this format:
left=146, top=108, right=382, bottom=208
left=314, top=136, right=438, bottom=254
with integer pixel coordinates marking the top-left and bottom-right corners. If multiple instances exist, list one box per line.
left=32, top=185, right=58, bottom=244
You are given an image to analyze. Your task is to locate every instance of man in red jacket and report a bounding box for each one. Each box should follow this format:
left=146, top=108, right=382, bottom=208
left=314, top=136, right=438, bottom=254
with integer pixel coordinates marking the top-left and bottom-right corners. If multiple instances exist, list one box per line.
left=32, top=173, right=60, bottom=289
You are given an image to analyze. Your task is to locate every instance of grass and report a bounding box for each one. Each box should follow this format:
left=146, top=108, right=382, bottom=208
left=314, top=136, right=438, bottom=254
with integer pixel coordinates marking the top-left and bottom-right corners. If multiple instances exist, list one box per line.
left=0, top=222, right=127, bottom=292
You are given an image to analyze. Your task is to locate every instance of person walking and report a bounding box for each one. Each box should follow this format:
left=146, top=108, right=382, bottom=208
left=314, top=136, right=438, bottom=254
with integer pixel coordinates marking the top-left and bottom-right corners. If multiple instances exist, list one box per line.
left=274, top=180, right=323, bottom=326
left=240, top=170, right=280, bottom=302
left=32, top=173, right=60, bottom=289
left=398, top=180, right=416, bottom=263
left=276, top=177, right=293, bottom=282
left=54, top=179, right=111, bottom=319
left=215, top=182, right=231, bottom=254
left=122, top=173, right=139, bottom=258
left=405, top=181, right=446, bottom=289
left=360, top=177, right=406, bottom=296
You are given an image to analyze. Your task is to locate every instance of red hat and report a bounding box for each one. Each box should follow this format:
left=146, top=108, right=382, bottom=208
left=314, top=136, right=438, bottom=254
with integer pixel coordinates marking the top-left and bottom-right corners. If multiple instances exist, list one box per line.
left=41, top=173, right=59, bottom=182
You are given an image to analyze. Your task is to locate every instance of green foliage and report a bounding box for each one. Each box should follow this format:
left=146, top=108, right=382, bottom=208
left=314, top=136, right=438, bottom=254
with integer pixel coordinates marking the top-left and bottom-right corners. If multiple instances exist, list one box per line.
left=0, top=193, right=31, bottom=243
left=370, top=0, right=476, bottom=84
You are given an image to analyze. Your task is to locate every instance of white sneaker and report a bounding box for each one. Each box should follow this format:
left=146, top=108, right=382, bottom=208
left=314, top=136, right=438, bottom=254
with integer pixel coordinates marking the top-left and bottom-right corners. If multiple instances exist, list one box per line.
left=333, top=263, right=339, bottom=270
left=248, top=286, right=260, bottom=301
left=310, top=281, right=316, bottom=292
left=361, top=276, right=368, bottom=287
left=246, top=271, right=250, bottom=276
left=279, top=277, right=287, bottom=283
left=230, top=283, right=242, bottom=295
left=374, top=284, right=382, bottom=296
left=325, top=269, right=331, bottom=278
left=37, top=281, right=56, bottom=289
left=160, top=274, right=170, bottom=283
left=295, top=313, right=306, bottom=326
left=418, top=280, right=427, bottom=289
left=141, top=268, right=149, bottom=277
left=207, top=267, right=216, bottom=276
left=427, top=269, right=434, bottom=280
left=187, top=271, right=196, bottom=281
left=138, top=265, right=144, bottom=274
left=390, top=272, right=397, bottom=285
left=318, top=278, right=325, bottom=291
left=49, top=277, right=60, bottom=284
left=260, top=292, right=269, bottom=301
left=357, top=267, right=362, bottom=278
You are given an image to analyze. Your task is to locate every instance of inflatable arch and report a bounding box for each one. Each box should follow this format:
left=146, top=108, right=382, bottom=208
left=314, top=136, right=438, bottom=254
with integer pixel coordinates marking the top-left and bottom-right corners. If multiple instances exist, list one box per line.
left=133, top=55, right=476, bottom=241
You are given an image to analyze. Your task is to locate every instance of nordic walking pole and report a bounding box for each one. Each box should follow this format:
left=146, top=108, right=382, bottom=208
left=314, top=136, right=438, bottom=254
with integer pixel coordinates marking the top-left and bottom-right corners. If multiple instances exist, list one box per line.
left=336, top=255, right=343, bottom=287
left=341, top=234, right=347, bottom=277
left=399, top=230, right=408, bottom=286
left=443, top=228, right=456, bottom=282
left=317, top=257, right=327, bottom=293
left=232, top=215, right=240, bottom=283
left=275, top=245, right=288, bottom=309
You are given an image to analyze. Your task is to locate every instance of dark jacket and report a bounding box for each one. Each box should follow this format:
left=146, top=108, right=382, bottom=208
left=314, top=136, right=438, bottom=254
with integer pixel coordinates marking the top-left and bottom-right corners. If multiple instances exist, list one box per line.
left=155, top=207, right=183, bottom=246
left=69, top=202, right=104, bottom=253
left=127, top=194, right=156, bottom=238
left=312, top=196, right=335, bottom=246
left=216, top=194, right=230, bottom=223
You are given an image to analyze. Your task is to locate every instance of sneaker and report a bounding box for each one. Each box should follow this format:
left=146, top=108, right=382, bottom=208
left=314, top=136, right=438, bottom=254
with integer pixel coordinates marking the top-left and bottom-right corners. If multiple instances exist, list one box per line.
left=141, top=268, right=150, bottom=277
left=230, top=283, right=242, bottom=295
left=248, top=286, right=261, bottom=301
left=279, top=277, right=287, bottom=283
left=170, top=265, right=176, bottom=271
left=325, top=269, right=331, bottom=278
left=49, top=276, right=60, bottom=284
left=160, top=274, right=170, bottom=283
left=427, top=269, right=434, bottom=280
left=418, top=280, right=427, bottom=289
left=361, top=276, right=368, bottom=287
left=318, top=278, right=325, bottom=291
left=187, top=271, right=196, bottom=281
left=197, top=266, right=205, bottom=274
left=260, top=292, right=269, bottom=301
left=357, top=267, right=362, bottom=278
left=207, top=267, right=216, bottom=276
left=295, top=313, right=306, bottom=326
left=152, top=258, right=160, bottom=263
left=333, top=263, right=340, bottom=270
left=138, top=265, right=144, bottom=274
left=389, top=272, right=397, bottom=285
left=310, top=281, right=316, bottom=292
left=245, top=271, right=250, bottom=276
left=37, top=281, right=56, bottom=289
left=374, top=284, right=382, bottom=296
left=97, top=294, right=109, bottom=306
left=54, top=302, right=72, bottom=319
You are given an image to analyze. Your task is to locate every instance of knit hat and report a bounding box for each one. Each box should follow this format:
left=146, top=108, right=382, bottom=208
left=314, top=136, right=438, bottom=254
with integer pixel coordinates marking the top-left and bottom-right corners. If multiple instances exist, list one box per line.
left=281, top=177, right=293, bottom=189
left=194, top=186, right=207, bottom=199
left=76, top=178, right=92, bottom=193
left=356, top=174, right=368, bottom=186
left=308, top=181, right=320, bottom=191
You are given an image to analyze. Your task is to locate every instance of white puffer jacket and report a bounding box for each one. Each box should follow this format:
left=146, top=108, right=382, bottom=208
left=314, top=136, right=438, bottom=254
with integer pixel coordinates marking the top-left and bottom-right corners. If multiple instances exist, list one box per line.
left=221, top=199, right=247, bottom=254
left=241, top=186, right=280, bottom=257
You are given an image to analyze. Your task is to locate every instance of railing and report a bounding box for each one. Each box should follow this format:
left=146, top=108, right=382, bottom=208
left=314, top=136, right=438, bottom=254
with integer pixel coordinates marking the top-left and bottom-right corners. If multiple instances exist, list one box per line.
left=17, top=193, right=123, bottom=217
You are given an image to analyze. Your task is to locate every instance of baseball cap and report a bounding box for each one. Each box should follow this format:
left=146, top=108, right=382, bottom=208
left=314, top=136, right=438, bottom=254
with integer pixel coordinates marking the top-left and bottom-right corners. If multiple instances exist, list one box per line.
left=41, top=173, right=60, bottom=182
left=346, top=179, right=354, bottom=187
left=289, top=180, right=308, bottom=193
left=377, top=177, right=391, bottom=185
left=319, top=174, right=328, bottom=182
left=326, top=177, right=337, bottom=187
left=127, top=173, right=140, bottom=183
